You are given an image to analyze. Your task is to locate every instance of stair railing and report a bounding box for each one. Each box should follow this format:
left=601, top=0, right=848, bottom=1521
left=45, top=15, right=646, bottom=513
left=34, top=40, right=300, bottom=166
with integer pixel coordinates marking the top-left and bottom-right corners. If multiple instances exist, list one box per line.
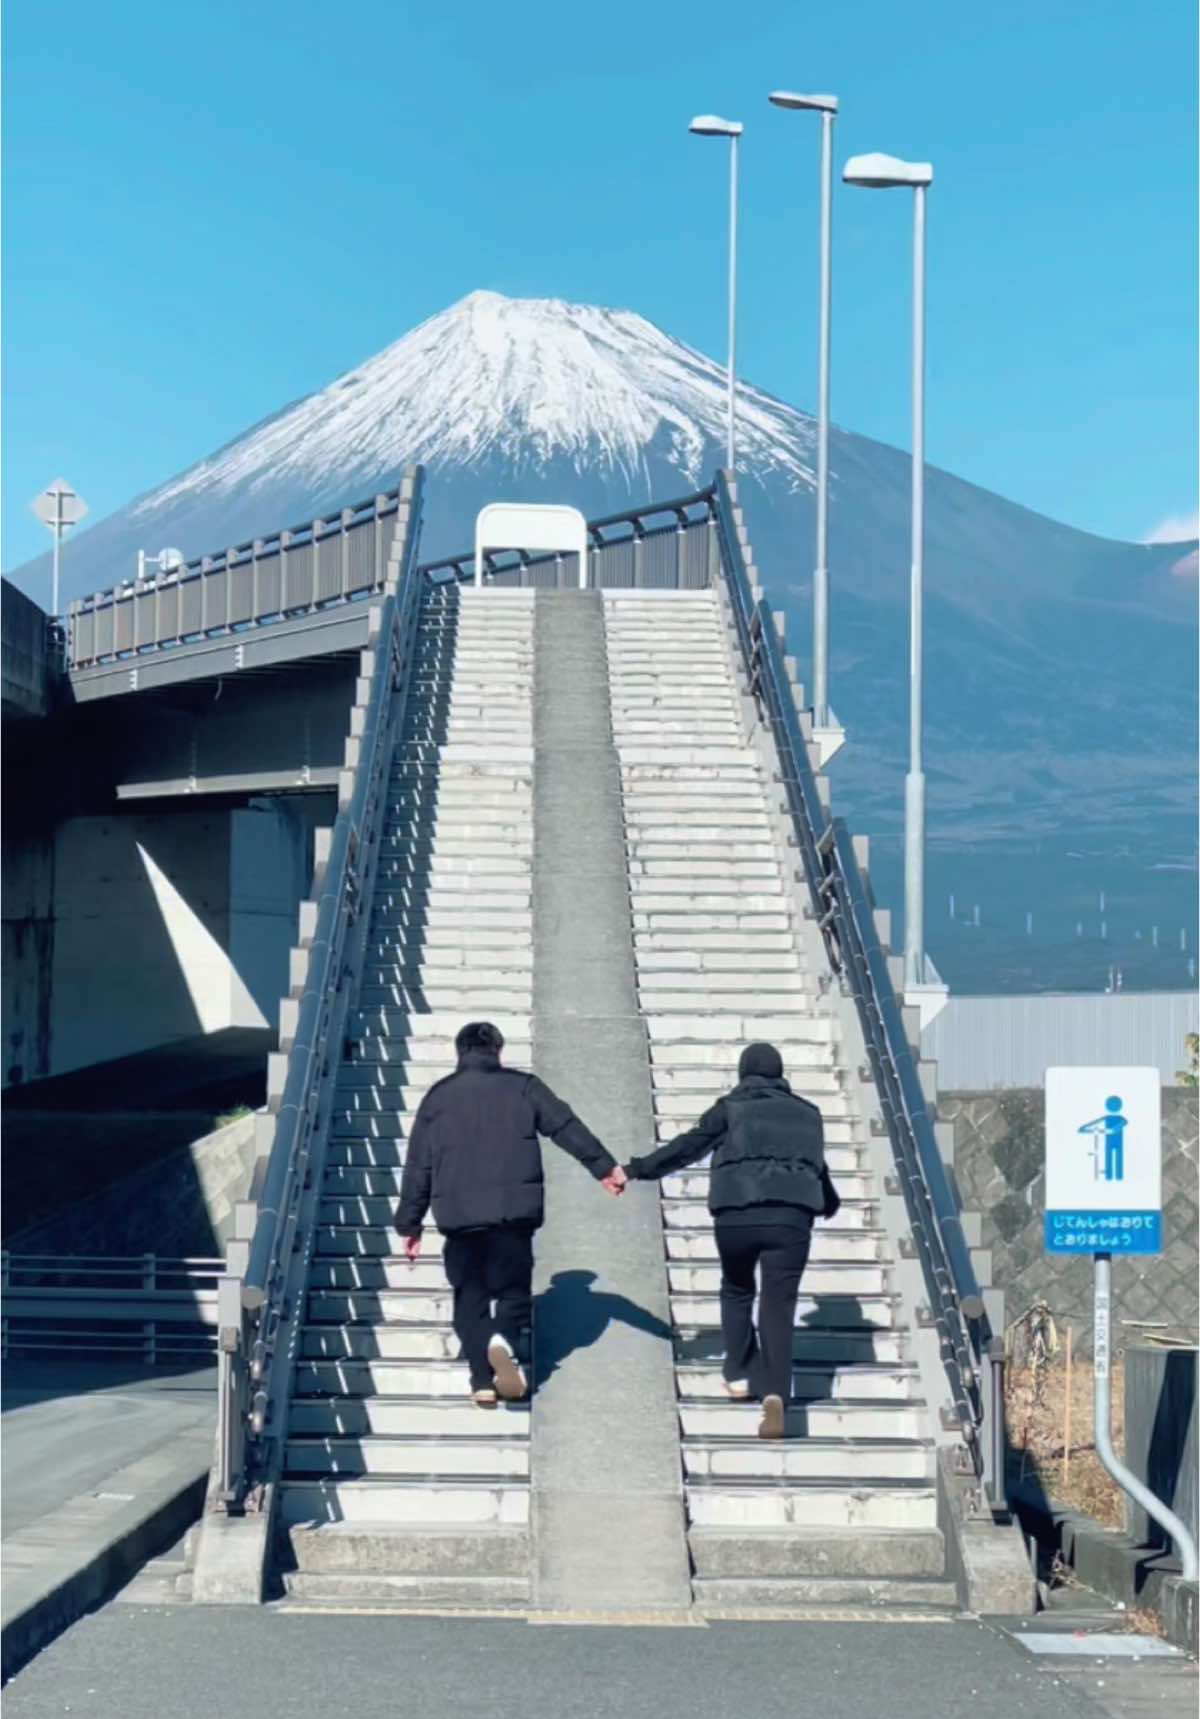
left=212, top=468, right=425, bottom=1510
left=712, top=469, right=1004, bottom=1506
left=418, top=488, right=717, bottom=590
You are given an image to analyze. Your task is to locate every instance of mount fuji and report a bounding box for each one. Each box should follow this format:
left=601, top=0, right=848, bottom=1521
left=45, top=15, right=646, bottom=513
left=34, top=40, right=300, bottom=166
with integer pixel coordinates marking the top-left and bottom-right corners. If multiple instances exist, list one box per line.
left=8, top=290, right=1196, bottom=989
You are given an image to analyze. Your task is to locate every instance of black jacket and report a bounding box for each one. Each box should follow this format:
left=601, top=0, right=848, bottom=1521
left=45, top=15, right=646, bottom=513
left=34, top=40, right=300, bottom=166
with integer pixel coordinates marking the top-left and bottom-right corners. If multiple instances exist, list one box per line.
left=626, top=1074, right=837, bottom=1222
left=396, top=1049, right=615, bottom=1236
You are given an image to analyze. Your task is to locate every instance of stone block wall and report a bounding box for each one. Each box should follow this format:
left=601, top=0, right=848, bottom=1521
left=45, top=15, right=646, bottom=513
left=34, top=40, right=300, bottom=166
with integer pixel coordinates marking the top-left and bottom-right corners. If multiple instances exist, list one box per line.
left=5, top=1111, right=258, bottom=1259
left=942, top=1087, right=1198, bottom=1354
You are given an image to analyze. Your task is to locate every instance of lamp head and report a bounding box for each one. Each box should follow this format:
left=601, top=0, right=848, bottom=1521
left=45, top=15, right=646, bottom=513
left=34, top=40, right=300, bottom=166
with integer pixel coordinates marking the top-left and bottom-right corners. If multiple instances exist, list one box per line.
left=689, top=114, right=744, bottom=138
left=843, top=151, right=933, bottom=188
left=769, top=90, right=838, bottom=114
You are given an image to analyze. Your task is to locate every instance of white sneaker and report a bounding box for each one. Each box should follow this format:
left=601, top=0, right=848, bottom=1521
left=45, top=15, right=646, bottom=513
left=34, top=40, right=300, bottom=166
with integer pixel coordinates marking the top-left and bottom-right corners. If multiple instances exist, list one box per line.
left=723, top=1379, right=751, bottom=1400
left=488, top=1334, right=528, bottom=1402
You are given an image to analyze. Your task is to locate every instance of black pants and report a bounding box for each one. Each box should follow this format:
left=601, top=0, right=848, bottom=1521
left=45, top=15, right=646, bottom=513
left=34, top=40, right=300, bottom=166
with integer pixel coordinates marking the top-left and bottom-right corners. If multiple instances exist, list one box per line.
left=715, top=1219, right=813, bottom=1404
left=442, top=1225, right=534, bottom=1390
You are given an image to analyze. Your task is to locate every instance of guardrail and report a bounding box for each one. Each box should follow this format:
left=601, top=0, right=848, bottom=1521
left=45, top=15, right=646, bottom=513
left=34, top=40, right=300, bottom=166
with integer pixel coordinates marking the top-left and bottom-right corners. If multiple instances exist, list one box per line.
left=210, top=469, right=424, bottom=1511
left=67, top=487, right=410, bottom=670
left=1, top=1253, right=222, bottom=1363
left=418, top=488, right=717, bottom=590
left=711, top=469, right=1004, bottom=1505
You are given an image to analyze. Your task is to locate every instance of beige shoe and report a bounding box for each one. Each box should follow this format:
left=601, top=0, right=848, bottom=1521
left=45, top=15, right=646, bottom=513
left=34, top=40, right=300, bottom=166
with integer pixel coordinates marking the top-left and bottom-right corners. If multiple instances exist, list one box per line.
left=488, top=1335, right=528, bottom=1402
left=758, top=1394, right=786, bottom=1439
left=722, top=1379, right=751, bottom=1400
left=473, top=1387, right=498, bottom=1409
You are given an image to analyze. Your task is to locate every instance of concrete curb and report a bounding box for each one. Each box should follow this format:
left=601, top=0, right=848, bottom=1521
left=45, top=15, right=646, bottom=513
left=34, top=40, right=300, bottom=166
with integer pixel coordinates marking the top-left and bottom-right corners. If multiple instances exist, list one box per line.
left=1, top=1431, right=210, bottom=1682
left=1011, top=1478, right=1199, bottom=1656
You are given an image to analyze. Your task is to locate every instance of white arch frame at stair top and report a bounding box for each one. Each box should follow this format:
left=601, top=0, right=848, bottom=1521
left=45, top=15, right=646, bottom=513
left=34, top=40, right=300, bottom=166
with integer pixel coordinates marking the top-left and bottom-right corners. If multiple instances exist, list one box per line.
left=474, top=502, right=589, bottom=589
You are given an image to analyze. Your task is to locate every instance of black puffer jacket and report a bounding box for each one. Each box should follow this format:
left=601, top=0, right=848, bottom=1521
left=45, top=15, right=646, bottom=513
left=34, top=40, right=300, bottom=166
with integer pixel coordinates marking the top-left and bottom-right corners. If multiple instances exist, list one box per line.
left=626, top=1074, right=833, bottom=1223
left=396, top=1049, right=615, bottom=1236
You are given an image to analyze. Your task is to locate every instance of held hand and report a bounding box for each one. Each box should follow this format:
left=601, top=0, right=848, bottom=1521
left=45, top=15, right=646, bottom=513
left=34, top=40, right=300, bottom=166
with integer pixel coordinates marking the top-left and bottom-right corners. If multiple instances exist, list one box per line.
left=601, top=1166, right=629, bottom=1197
left=403, top=1234, right=422, bottom=1262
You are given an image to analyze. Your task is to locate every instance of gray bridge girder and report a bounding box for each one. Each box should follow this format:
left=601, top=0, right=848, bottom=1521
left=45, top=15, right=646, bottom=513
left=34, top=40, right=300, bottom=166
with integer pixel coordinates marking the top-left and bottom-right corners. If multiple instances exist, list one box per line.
left=66, top=602, right=375, bottom=705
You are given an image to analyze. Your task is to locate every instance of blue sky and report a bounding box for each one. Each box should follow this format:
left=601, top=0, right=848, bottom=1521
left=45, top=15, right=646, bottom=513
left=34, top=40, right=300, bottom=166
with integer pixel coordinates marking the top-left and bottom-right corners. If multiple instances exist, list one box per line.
left=3, top=0, right=1197, bottom=569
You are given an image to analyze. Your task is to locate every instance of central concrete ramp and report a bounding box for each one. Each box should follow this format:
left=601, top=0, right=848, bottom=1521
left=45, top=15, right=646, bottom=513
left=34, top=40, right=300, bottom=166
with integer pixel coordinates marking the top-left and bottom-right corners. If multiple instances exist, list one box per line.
left=530, top=590, right=692, bottom=1613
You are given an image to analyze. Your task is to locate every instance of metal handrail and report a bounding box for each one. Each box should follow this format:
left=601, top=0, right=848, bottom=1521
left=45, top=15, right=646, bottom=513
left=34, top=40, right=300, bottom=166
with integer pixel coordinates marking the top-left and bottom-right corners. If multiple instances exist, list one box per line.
left=417, top=486, right=717, bottom=585
left=1, top=1253, right=222, bottom=1361
left=213, top=467, right=425, bottom=1508
left=711, top=469, right=997, bottom=1491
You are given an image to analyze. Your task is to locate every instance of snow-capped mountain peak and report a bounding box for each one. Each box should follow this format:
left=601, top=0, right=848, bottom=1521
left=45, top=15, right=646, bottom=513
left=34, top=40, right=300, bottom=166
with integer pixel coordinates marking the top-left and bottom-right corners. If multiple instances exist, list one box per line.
left=138, top=290, right=815, bottom=520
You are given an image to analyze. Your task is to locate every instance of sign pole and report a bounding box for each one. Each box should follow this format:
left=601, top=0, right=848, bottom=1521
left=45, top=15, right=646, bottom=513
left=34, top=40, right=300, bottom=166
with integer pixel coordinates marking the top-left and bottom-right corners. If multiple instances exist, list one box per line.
left=31, top=477, right=88, bottom=618
left=1092, top=1252, right=1197, bottom=1579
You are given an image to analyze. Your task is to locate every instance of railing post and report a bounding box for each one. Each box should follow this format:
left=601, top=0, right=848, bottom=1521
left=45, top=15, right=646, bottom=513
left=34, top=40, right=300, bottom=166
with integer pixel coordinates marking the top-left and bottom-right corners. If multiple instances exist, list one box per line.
left=374, top=494, right=389, bottom=590
left=252, top=540, right=264, bottom=625
left=279, top=529, right=291, bottom=615
left=311, top=521, right=325, bottom=611
left=340, top=509, right=353, bottom=600
left=200, top=557, right=213, bottom=637
left=142, top=1252, right=157, bottom=1366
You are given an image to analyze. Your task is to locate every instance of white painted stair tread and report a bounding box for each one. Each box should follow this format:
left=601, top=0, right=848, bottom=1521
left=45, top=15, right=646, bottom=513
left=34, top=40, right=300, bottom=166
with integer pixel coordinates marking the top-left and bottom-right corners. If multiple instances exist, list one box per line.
left=602, top=590, right=941, bottom=1603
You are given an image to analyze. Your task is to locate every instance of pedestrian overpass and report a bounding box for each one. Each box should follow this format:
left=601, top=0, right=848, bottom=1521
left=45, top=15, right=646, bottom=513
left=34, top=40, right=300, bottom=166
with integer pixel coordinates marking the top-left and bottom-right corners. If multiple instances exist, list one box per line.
left=3, top=468, right=1031, bottom=1617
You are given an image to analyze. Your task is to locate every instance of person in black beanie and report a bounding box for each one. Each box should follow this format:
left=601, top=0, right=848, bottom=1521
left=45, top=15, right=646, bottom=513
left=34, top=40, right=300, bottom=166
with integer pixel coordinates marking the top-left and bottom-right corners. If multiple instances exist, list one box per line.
left=624, top=1041, right=840, bottom=1439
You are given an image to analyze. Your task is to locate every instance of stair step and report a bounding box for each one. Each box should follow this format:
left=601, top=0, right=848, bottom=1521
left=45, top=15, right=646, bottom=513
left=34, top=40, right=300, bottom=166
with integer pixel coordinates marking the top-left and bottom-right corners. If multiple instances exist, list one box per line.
left=355, top=987, right=533, bottom=1013
left=348, top=1011, right=532, bottom=1042
left=676, top=1362, right=918, bottom=1402
left=280, top=1571, right=530, bottom=1606
left=307, top=1288, right=458, bottom=1323
left=301, top=1324, right=463, bottom=1360
left=678, top=1401, right=926, bottom=1440
left=662, top=1194, right=872, bottom=1227
left=278, top=1480, right=529, bottom=1528
left=287, top=1400, right=530, bottom=1438
left=286, top=1521, right=530, bottom=1578
left=285, top=1436, right=529, bottom=1479
left=693, top=1575, right=957, bottom=1610
left=685, top=1482, right=939, bottom=1531
left=681, top=1439, right=933, bottom=1482
left=669, top=1263, right=887, bottom=1297
left=675, top=1326, right=909, bottom=1365
left=662, top=1168, right=869, bottom=1200
left=340, top=1041, right=524, bottom=1070
left=688, top=1525, right=947, bottom=1579
left=670, top=1293, right=900, bottom=1331
left=664, top=1229, right=882, bottom=1264
left=294, top=1359, right=477, bottom=1397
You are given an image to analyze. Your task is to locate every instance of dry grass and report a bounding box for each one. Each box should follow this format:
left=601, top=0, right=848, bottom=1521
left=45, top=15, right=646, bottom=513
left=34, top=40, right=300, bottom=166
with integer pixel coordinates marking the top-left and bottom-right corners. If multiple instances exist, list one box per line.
left=1006, top=1350, right=1126, bottom=1529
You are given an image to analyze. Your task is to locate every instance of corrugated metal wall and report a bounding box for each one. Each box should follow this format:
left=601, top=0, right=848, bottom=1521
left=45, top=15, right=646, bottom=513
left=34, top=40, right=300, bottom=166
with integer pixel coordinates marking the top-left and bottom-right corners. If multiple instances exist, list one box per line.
left=923, top=991, right=1199, bottom=1089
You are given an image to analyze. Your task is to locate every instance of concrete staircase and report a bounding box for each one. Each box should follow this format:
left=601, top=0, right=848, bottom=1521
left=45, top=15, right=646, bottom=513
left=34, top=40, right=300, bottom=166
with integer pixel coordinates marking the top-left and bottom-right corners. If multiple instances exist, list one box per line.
left=602, top=589, right=956, bottom=1610
left=277, top=587, right=536, bottom=1606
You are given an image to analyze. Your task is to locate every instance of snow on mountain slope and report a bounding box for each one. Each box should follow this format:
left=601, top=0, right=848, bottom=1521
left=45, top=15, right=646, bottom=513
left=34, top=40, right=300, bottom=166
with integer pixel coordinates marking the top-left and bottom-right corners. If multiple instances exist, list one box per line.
left=139, top=291, right=814, bottom=517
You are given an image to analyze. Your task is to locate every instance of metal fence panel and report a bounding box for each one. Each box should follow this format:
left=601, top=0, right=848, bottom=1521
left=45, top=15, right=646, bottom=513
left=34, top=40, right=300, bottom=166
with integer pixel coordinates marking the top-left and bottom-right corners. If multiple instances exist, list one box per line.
left=205, top=566, right=229, bottom=632
left=114, top=600, right=135, bottom=654
left=158, top=581, right=181, bottom=643
left=283, top=542, right=314, bottom=612
left=594, top=539, right=635, bottom=589
left=315, top=530, right=342, bottom=604
left=179, top=577, right=203, bottom=638
left=923, top=991, right=1200, bottom=1090
left=228, top=558, right=255, bottom=626
left=257, top=551, right=282, bottom=618
left=347, top=519, right=375, bottom=594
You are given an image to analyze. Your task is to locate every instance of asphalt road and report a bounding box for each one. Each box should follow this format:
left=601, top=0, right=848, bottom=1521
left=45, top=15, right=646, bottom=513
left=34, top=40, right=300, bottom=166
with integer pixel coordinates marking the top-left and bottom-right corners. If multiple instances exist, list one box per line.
left=1, top=1362, right=214, bottom=1539
left=3, top=1609, right=1195, bottom=1719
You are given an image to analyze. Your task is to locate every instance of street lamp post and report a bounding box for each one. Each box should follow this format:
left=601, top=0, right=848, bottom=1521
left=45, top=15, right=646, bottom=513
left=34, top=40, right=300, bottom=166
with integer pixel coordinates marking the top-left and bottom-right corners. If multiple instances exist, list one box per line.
left=843, top=151, right=934, bottom=990
left=769, top=91, right=839, bottom=730
left=689, top=115, right=743, bottom=470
